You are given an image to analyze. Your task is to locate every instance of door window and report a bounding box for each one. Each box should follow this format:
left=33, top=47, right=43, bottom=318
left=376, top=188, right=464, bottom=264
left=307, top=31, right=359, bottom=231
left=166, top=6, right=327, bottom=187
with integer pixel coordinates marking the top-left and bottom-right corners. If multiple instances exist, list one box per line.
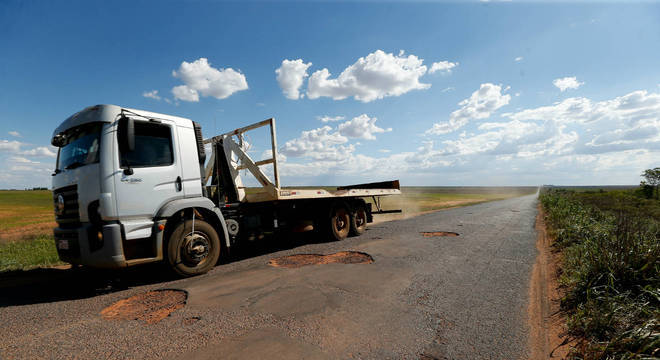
left=120, top=121, right=174, bottom=168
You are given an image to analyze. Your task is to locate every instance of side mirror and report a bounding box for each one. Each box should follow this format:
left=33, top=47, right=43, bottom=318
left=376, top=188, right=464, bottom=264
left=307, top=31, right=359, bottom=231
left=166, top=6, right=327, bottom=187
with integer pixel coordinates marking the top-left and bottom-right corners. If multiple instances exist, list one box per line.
left=118, top=115, right=135, bottom=153
left=51, top=133, right=66, bottom=147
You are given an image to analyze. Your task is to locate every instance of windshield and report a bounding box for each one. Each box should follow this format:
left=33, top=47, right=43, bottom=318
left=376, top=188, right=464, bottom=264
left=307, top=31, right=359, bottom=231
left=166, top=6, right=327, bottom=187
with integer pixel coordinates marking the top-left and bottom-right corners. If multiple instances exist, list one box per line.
left=56, top=122, right=102, bottom=170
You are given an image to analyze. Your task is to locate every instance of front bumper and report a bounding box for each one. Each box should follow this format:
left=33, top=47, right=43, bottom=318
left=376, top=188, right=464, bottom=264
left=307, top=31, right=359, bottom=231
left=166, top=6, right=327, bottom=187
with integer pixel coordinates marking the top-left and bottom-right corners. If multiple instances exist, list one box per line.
left=53, top=223, right=127, bottom=268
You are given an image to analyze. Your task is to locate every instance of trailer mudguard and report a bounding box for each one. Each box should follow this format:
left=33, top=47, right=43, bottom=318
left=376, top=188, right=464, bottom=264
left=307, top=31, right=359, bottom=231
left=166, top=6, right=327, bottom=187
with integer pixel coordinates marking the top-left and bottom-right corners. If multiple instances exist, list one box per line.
left=156, top=198, right=231, bottom=248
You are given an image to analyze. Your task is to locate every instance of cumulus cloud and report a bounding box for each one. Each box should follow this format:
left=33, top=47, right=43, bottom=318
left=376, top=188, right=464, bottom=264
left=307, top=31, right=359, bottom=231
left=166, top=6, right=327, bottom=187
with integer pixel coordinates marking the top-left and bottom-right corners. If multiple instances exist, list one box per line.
left=20, top=146, right=57, bottom=157
left=514, top=56, right=523, bottom=62
left=280, top=126, right=353, bottom=161
left=317, top=115, right=345, bottom=123
left=429, top=61, right=458, bottom=74
left=142, top=90, right=161, bottom=100
left=276, top=59, right=312, bottom=100
left=8, top=156, right=40, bottom=164
left=0, top=140, right=22, bottom=152
left=553, top=76, right=584, bottom=92
left=172, top=86, right=199, bottom=102
left=8, top=131, right=20, bottom=137
left=306, top=50, right=431, bottom=102
left=338, top=114, right=392, bottom=140
left=233, top=87, right=660, bottom=186
left=426, top=83, right=511, bottom=135
left=506, top=90, right=660, bottom=126
left=171, top=58, right=248, bottom=102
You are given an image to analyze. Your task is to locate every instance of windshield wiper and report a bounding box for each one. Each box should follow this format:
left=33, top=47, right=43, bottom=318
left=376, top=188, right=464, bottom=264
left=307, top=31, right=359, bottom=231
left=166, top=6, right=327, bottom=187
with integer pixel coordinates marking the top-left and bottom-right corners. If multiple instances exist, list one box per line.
left=65, top=161, right=85, bottom=170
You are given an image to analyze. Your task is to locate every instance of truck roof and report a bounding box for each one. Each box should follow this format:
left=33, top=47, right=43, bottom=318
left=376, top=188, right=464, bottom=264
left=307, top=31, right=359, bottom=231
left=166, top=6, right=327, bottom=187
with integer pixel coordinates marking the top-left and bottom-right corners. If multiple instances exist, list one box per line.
left=52, top=104, right=194, bottom=140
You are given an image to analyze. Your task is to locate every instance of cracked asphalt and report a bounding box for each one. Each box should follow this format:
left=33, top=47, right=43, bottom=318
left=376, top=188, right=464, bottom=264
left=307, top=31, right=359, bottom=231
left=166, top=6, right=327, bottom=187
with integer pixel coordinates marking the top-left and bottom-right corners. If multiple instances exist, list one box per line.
left=0, top=193, right=538, bottom=359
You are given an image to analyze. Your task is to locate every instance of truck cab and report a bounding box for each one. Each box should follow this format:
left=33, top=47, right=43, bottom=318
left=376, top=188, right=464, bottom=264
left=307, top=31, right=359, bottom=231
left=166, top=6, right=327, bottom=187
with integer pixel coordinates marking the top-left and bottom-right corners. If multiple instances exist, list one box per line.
left=51, top=104, right=227, bottom=275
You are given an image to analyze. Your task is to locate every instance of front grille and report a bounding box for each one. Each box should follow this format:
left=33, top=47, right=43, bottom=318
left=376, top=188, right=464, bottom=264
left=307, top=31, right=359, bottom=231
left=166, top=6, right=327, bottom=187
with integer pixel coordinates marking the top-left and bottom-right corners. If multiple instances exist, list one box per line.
left=53, top=185, right=80, bottom=228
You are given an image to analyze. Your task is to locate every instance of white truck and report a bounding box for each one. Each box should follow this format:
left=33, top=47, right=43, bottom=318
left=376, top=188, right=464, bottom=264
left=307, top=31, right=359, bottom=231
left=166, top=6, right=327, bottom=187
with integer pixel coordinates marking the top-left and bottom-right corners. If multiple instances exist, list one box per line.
left=51, top=104, right=401, bottom=276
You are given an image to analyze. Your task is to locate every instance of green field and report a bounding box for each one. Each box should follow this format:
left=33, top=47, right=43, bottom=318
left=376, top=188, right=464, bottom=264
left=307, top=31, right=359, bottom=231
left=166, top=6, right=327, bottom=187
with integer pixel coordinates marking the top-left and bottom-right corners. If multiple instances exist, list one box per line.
left=0, top=187, right=536, bottom=272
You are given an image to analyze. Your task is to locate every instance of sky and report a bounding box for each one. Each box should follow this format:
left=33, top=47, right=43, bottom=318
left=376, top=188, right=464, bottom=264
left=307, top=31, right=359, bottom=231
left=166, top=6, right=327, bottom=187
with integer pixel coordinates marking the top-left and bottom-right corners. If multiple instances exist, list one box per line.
left=1, top=0, right=659, bottom=189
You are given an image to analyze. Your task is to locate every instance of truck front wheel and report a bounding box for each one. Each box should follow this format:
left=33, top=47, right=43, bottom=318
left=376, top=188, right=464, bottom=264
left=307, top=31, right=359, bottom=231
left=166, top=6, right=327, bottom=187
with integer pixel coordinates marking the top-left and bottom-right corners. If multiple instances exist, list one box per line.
left=327, top=205, right=350, bottom=241
left=166, top=219, right=220, bottom=277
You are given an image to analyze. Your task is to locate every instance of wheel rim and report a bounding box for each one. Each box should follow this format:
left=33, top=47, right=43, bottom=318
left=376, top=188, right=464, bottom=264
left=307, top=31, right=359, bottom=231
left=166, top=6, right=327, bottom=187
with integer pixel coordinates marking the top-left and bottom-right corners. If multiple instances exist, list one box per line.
left=356, top=209, right=366, bottom=228
left=180, top=231, right=211, bottom=267
left=333, top=209, right=349, bottom=235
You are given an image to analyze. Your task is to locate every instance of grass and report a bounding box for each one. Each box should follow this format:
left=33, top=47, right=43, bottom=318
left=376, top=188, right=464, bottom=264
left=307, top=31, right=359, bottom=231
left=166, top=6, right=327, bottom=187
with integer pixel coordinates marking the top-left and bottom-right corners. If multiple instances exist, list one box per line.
left=0, top=190, right=62, bottom=272
left=540, top=188, right=659, bottom=359
left=0, top=190, right=55, bottom=236
left=0, top=234, right=63, bottom=272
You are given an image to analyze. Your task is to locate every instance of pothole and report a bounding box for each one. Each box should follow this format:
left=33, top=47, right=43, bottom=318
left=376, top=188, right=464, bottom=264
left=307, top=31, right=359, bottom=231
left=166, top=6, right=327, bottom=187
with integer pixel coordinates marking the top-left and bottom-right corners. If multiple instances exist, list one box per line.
left=100, top=289, right=187, bottom=324
left=268, top=251, right=374, bottom=268
left=183, top=316, right=201, bottom=326
left=420, top=231, right=459, bottom=237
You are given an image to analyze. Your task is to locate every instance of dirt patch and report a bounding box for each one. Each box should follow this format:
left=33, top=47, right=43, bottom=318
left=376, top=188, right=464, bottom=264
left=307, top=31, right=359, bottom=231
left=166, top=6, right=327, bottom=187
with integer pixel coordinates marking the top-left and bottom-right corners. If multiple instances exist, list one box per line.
left=268, top=251, right=373, bottom=268
left=0, top=221, right=57, bottom=243
left=100, top=289, right=187, bottom=324
left=528, top=204, right=571, bottom=359
left=420, top=231, right=459, bottom=237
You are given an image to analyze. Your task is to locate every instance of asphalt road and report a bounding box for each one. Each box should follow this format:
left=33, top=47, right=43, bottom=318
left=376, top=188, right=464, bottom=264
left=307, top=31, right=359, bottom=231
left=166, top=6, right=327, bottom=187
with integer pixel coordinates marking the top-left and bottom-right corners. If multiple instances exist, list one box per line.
left=0, top=193, right=539, bottom=359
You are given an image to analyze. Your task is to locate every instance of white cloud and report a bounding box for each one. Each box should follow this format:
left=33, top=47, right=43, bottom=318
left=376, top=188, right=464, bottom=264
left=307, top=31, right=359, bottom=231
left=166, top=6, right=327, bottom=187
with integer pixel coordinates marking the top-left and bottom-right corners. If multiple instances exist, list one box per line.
left=8, top=131, right=20, bottom=137
left=506, top=90, right=660, bottom=126
left=142, top=90, right=161, bottom=100
left=280, top=126, right=353, bottom=161
left=429, top=61, right=458, bottom=74
left=8, top=156, right=40, bottom=164
left=0, top=140, right=22, bottom=152
left=172, top=85, right=200, bottom=102
left=276, top=59, right=312, bottom=100
left=307, top=50, right=431, bottom=102
left=19, top=146, right=57, bottom=157
left=171, top=58, right=248, bottom=102
left=338, top=114, right=392, bottom=140
left=317, top=115, right=345, bottom=123
left=426, top=83, right=511, bottom=135
left=442, top=87, right=455, bottom=93
left=552, top=76, right=584, bottom=92
left=514, top=56, right=523, bottom=62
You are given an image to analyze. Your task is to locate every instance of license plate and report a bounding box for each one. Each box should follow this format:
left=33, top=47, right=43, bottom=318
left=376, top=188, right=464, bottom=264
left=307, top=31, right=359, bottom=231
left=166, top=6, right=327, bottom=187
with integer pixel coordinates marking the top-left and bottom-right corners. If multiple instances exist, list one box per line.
left=57, top=239, right=69, bottom=250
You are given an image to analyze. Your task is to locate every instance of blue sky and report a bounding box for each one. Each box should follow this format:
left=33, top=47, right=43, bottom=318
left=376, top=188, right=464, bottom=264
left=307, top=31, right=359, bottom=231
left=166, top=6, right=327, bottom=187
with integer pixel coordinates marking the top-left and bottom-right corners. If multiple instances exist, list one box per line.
left=1, top=1, right=659, bottom=188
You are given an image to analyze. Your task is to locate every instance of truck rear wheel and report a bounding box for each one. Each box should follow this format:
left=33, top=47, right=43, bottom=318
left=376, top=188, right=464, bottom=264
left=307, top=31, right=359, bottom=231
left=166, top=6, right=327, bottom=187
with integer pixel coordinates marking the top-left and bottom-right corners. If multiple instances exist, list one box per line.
left=166, top=219, right=220, bottom=277
left=350, top=204, right=367, bottom=236
left=327, top=205, right=350, bottom=241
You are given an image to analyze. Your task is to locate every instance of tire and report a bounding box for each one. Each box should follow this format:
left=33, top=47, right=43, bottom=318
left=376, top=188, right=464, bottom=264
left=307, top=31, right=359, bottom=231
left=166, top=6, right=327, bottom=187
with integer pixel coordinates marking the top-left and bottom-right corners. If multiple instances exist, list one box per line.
left=166, top=219, right=220, bottom=277
left=327, top=205, right=350, bottom=241
left=349, top=204, right=367, bottom=236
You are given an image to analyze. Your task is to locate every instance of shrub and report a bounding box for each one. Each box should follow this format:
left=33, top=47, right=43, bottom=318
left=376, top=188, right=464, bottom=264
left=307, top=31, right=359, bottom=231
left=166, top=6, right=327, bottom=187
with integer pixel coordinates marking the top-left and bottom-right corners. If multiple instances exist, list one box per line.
left=540, top=189, right=660, bottom=359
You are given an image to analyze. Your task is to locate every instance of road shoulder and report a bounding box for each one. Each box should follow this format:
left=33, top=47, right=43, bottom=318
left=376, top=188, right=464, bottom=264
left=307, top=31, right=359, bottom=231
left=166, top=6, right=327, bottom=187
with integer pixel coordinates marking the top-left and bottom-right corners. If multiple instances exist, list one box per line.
left=528, top=204, right=570, bottom=359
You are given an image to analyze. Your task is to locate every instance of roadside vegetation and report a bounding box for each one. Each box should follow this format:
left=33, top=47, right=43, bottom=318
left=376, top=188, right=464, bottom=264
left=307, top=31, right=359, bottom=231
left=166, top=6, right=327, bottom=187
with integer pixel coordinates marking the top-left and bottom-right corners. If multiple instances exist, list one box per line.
left=540, top=172, right=659, bottom=358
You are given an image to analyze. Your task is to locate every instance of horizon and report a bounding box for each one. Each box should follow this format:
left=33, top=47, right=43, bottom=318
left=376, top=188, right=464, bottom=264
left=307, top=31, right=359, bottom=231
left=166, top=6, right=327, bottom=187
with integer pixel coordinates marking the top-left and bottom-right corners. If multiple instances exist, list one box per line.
left=1, top=1, right=658, bottom=188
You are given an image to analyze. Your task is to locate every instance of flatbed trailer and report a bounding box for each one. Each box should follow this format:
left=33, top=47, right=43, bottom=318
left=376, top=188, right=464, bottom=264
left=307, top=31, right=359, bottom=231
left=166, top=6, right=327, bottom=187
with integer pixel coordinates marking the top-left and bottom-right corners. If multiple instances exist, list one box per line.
left=203, top=117, right=401, bottom=245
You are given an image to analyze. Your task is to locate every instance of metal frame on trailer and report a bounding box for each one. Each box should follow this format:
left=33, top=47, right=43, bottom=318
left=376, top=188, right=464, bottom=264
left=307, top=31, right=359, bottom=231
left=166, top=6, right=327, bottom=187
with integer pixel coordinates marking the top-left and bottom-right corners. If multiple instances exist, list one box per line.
left=202, top=118, right=401, bottom=204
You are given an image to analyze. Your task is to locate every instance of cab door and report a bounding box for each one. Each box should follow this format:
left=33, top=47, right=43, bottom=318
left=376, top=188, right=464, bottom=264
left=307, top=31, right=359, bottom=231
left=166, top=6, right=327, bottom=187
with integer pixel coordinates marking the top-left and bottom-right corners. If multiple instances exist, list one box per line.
left=113, top=118, right=183, bottom=239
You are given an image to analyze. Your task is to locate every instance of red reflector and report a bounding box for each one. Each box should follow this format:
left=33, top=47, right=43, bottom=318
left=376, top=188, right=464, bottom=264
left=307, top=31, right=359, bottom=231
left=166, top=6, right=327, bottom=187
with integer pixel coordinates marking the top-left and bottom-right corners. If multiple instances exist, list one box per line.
left=158, top=224, right=165, bottom=231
